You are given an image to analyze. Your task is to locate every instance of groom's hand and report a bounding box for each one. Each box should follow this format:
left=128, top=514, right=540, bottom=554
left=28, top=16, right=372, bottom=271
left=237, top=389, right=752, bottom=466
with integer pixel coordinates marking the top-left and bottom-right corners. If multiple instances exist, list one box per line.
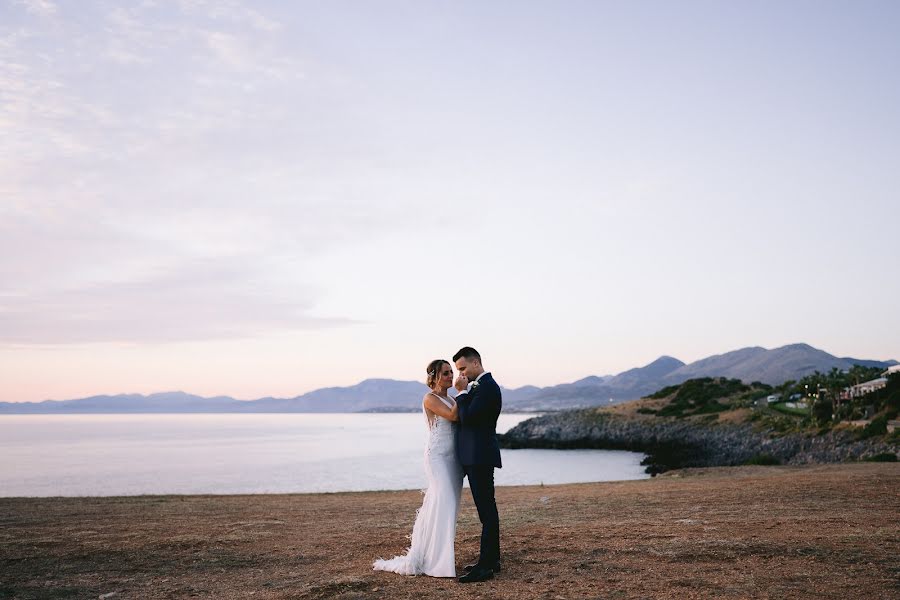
left=454, top=374, right=468, bottom=392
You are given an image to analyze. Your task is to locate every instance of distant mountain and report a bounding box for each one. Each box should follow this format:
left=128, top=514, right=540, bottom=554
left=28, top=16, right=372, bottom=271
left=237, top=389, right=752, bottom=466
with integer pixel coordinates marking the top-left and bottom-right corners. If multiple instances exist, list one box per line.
left=0, top=392, right=246, bottom=414
left=663, top=347, right=767, bottom=383
left=0, top=381, right=431, bottom=415
left=1, top=344, right=895, bottom=414
left=661, top=343, right=897, bottom=386
left=507, top=356, right=685, bottom=411
left=0, top=379, right=543, bottom=414
left=248, top=379, right=428, bottom=413
left=501, top=344, right=896, bottom=411
left=605, top=356, right=685, bottom=391
left=500, top=385, right=543, bottom=406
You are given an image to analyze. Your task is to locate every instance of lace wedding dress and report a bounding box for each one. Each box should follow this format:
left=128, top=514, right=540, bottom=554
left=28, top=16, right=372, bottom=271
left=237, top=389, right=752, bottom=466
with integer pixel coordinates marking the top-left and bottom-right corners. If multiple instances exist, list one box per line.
left=373, top=393, right=464, bottom=577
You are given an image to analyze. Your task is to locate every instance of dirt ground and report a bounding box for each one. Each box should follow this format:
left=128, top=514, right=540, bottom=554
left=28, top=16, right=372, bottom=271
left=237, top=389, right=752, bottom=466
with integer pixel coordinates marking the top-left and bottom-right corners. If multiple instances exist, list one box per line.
left=1, top=463, right=898, bottom=600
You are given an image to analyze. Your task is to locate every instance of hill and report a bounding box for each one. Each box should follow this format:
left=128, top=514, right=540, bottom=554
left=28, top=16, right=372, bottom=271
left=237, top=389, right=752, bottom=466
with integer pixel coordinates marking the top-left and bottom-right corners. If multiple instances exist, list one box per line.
left=512, top=344, right=897, bottom=410
left=1, top=343, right=895, bottom=413
left=501, top=376, right=899, bottom=473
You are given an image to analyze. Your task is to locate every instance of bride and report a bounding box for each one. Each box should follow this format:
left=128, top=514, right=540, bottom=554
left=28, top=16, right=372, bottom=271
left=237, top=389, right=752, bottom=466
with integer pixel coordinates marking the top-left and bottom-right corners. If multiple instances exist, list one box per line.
left=373, top=359, right=464, bottom=577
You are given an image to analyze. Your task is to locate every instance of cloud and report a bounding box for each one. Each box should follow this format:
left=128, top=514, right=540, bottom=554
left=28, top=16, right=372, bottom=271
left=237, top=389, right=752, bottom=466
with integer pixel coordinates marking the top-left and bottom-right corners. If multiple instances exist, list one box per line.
left=0, top=258, right=353, bottom=345
left=104, top=45, right=150, bottom=65
left=0, top=195, right=388, bottom=346
left=175, top=0, right=282, bottom=32
left=18, top=0, right=57, bottom=18
left=1, top=0, right=304, bottom=169
left=0, top=0, right=430, bottom=347
left=205, top=31, right=253, bottom=70
left=102, top=7, right=154, bottom=65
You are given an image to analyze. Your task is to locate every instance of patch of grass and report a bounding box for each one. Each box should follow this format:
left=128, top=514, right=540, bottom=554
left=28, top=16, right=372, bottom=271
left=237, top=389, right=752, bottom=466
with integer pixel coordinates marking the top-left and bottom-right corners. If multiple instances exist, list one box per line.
left=649, top=378, right=764, bottom=419
left=745, top=454, right=781, bottom=466
left=301, top=577, right=368, bottom=599
left=771, top=402, right=809, bottom=416
left=863, top=452, right=897, bottom=462
left=769, top=402, right=809, bottom=417
left=753, top=413, right=807, bottom=435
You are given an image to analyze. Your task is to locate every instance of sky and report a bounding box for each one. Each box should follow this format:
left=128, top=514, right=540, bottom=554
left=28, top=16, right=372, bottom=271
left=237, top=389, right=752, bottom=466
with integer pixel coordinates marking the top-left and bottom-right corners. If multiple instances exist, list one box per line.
left=1, top=0, right=899, bottom=403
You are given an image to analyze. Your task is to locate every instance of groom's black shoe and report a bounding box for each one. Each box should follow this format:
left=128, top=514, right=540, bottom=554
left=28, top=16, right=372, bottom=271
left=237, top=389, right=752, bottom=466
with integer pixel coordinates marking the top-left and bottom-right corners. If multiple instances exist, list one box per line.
left=463, top=561, right=501, bottom=574
left=458, top=566, right=494, bottom=583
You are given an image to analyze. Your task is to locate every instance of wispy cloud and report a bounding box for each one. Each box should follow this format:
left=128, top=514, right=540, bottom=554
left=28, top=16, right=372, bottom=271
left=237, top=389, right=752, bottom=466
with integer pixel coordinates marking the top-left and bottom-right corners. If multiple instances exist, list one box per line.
left=0, top=0, right=397, bottom=346
left=18, top=0, right=57, bottom=18
left=204, top=31, right=254, bottom=70
left=0, top=258, right=352, bottom=344
left=174, top=0, right=282, bottom=32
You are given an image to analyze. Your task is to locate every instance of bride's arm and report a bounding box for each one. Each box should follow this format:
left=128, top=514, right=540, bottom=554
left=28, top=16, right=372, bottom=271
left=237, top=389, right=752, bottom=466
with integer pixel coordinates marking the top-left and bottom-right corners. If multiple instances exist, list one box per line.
left=423, top=394, right=457, bottom=421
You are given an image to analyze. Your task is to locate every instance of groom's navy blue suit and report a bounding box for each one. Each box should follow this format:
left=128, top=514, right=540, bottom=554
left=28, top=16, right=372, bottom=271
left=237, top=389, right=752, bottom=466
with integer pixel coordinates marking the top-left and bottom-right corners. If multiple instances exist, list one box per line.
left=455, top=372, right=502, bottom=569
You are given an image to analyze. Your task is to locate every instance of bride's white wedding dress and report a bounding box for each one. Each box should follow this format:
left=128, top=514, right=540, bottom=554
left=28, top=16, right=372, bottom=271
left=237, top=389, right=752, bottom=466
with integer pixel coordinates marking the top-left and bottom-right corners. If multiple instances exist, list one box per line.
left=373, top=393, right=464, bottom=577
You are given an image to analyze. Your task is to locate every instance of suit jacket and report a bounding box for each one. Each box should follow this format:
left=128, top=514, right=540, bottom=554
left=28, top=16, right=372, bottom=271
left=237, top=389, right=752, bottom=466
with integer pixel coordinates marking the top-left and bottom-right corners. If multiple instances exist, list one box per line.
left=455, top=372, right=502, bottom=468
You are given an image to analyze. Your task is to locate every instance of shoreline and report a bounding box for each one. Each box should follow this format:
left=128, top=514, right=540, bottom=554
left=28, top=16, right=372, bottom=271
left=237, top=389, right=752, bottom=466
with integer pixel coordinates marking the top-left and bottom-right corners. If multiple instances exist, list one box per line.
left=0, top=476, right=653, bottom=501
left=2, top=463, right=897, bottom=599
left=0, top=461, right=652, bottom=500
left=500, top=409, right=900, bottom=474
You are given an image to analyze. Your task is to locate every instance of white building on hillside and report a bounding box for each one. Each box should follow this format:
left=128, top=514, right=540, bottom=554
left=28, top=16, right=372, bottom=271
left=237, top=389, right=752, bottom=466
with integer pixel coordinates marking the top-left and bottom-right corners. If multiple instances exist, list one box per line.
left=846, top=377, right=888, bottom=399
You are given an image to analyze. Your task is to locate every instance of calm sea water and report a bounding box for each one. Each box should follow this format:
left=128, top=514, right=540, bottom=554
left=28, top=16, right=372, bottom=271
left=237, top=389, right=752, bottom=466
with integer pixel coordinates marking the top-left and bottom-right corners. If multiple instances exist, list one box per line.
left=0, top=414, right=648, bottom=497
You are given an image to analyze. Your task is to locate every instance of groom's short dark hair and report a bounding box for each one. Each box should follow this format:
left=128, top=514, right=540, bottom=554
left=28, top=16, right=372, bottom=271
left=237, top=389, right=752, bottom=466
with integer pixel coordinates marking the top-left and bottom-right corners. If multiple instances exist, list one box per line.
left=453, top=347, right=481, bottom=363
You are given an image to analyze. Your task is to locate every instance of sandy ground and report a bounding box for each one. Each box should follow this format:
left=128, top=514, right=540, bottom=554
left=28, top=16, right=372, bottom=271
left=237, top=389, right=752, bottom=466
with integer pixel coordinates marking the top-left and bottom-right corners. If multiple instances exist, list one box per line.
left=1, top=463, right=898, bottom=599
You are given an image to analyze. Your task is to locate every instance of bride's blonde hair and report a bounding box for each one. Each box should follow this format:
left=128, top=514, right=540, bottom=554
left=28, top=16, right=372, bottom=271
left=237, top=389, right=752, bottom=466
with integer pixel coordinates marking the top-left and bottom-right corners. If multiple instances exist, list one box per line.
left=426, top=359, right=450, bottom=388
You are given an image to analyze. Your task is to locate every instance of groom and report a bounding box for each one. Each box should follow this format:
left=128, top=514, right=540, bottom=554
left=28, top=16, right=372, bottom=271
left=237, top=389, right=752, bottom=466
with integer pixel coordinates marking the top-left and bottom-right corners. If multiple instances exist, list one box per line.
left=453, top=346, right=502, bottom=583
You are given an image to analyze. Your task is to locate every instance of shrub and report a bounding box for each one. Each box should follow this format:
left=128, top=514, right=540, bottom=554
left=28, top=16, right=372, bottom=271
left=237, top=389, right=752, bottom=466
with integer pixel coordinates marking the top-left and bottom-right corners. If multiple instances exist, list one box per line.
left=887, top=387, right=900, bottom=411
left=648, top=384, right=681, bottom=399
left=812, top=398, right=833, bottom=426
left=864, top=452, right=898, bottom=462
left=858, top=415, right=888, bottom=440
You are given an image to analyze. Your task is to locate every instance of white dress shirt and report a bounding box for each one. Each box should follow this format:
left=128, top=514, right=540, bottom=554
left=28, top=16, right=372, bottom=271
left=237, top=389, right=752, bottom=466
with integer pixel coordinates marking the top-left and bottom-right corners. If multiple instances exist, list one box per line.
left=455, top=371, right=488, bottom=397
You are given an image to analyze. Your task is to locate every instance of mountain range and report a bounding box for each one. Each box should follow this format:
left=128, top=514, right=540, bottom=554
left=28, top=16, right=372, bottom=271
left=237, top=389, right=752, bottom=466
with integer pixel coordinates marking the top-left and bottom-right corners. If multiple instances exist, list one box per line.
left=1, top=343, right=895, bottom=414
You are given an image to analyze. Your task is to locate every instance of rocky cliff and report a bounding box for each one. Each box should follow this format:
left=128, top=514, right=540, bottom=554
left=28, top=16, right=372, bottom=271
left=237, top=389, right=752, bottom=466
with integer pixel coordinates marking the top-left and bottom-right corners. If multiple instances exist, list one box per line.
left=499, top=410, right=899, bottom=474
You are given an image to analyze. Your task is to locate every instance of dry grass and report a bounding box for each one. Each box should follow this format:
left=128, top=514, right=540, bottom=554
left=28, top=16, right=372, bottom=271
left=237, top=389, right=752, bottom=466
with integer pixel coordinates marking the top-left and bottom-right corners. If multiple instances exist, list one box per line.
left=2, top=463, right=898, bottom=599
left=602, top=397, right=753, bottom=426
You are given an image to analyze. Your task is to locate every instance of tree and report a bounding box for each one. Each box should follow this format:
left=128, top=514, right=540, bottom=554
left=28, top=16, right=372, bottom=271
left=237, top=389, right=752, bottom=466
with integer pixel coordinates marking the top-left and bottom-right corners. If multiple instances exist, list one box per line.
left=812, top=396, right=833, bottom=425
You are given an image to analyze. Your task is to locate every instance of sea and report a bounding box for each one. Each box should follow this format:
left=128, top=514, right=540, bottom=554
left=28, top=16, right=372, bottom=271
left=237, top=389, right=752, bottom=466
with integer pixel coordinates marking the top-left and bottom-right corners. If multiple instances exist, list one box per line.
left=0, top=413, right=649, bottom=497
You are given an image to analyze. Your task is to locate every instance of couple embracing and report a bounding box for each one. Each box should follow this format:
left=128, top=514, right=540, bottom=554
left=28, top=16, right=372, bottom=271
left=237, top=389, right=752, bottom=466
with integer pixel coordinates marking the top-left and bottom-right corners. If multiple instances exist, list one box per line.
left=373, top=347, right=502, bottom=584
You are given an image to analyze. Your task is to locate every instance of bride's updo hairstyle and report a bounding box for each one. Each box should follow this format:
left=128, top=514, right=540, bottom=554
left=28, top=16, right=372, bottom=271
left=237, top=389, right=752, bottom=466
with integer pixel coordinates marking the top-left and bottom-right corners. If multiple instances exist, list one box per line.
left=426, top=359, right=450, bottom=388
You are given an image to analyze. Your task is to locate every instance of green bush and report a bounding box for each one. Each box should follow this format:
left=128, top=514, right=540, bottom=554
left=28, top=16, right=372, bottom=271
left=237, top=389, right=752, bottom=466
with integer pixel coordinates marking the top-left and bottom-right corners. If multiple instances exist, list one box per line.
left=886, top=386, right=900, bottom=411
left=812, top=398, right=833, bottom=425
left=649, top=377, right=752, bottom=418
left=863, top=452, right=898, bottom=462
left=858, top=415, right=888, bottom=440
left=648, top=384, right=681, bottom=399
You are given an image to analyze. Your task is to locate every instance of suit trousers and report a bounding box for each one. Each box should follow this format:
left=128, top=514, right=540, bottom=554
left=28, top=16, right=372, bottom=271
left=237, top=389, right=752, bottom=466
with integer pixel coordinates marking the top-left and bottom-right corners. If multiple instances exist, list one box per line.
left=463, top=464, right=500, bottom=567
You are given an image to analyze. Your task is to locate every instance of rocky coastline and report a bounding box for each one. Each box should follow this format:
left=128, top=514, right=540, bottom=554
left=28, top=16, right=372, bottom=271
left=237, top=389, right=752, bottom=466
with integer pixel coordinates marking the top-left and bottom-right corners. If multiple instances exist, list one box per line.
left=498, top=409, right=899, bottom=474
